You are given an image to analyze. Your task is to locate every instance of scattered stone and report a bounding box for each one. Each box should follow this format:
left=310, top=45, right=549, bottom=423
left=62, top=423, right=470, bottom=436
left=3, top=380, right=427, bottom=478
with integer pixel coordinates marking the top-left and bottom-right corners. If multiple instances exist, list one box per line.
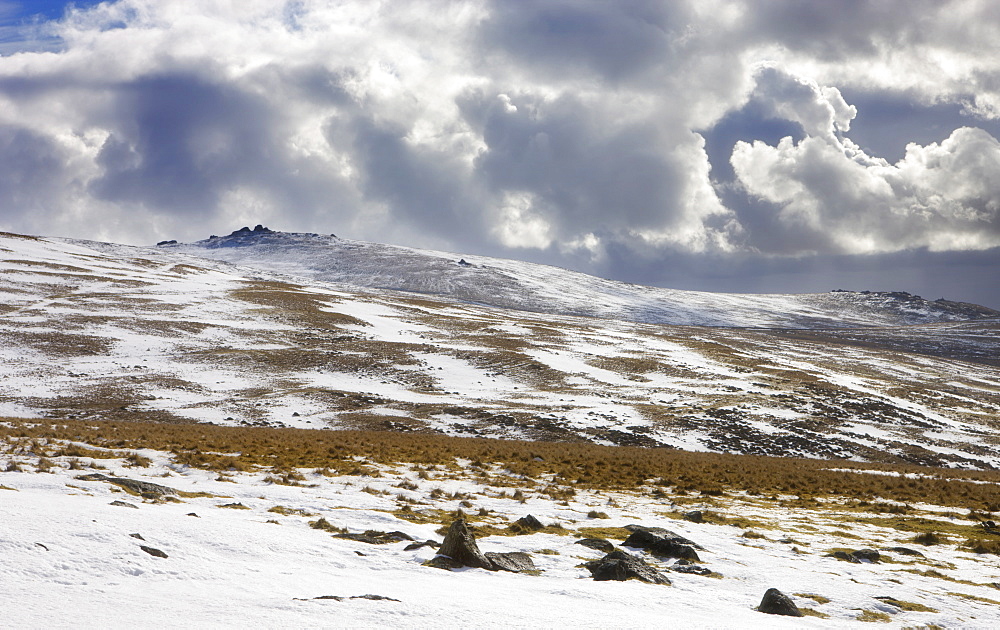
left=514, top=514, right=544, bottom=531
left=622, top=526, right=701, bottom=561
left=422, top=555, right=464, bottom=570
left=670, top=563, right=714, bottom=576
left=333, top=530, right=414, bottom=545
left=436, top=519, right=494, bottom=569
left=585, top=549, right=671, bottom=585
left=851, top=548, right=881, bottom=563
left=403, top=540, right=439, bottom=551
left=575, top=538, right=615, bottom=553
left=484, top=551, right=535, bottom=573
left=186, top=513, right=200, bottom=518
left=77, top=473, right=177, bottom=497
left=34, top=543, right=49, bottom=551
left=140, top=545, right=168, bottom=558
left=682, top=510, right=704, bottom=523
left=757, top=588, right=803, bottom=617
left=109, top=500, right=139, bottom=509
left=826, top=551, right=860, bottom=563
left=304, top=594, right=400, bottom=602
left=130, top=533, right=145, bottom=540
left=354, top=551, right=365, bottom=556
left=351, top=594, right=400, bottom=602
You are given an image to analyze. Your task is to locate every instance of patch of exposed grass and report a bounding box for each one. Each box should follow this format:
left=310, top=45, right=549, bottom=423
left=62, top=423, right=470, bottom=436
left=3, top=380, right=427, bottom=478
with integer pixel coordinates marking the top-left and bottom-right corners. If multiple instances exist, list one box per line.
left=575, top=526, right=631, bottom=540
left=799, top=607, right=829, bottom=618
left=947, top=591, right=1000, bottom=606
left=856, top=609, right=892, bottom=622
left=268, top=505, right=316, bottom=517
left=873, top=596, right=936, bottom=612
left=309, top=517, right=347, bottom=534
left=794, top=593, right=830, bottom=604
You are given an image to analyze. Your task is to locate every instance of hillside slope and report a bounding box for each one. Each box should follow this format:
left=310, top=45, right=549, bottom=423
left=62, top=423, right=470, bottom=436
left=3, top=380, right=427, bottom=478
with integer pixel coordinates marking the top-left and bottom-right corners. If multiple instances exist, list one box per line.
left=2, top=231, right=999, bottom=469
left=162, top=227, right=999, bottom=329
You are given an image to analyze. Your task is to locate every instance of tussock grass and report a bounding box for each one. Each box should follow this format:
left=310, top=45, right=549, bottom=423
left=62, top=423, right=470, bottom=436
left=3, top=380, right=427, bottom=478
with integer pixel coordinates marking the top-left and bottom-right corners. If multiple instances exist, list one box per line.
left=1, top=417, right=999, bottom=509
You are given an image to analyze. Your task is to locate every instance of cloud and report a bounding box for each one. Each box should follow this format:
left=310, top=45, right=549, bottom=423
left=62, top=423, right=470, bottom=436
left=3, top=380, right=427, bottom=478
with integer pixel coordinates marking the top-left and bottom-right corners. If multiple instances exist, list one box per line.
left=731, top=67, right=1000, bottom=256
left=0, top=0, right=998, bottom=306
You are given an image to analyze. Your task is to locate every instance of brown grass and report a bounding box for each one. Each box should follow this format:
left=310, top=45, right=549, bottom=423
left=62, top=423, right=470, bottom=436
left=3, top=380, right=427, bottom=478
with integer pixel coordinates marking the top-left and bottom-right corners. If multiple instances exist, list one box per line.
left=1, top=417, right=999, bottom=509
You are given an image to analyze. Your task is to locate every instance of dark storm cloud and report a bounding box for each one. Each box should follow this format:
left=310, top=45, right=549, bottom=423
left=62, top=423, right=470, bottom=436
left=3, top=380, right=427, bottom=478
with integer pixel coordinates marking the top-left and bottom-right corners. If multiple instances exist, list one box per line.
left=89, top=75, right=273, bottom=212
left=0, top=125, right=69, bottom=212
left=461, top=89, right=685, bottom=233
left=478, top=0, right=683, bottom=82
left=338, top=113, right=489, bottom=247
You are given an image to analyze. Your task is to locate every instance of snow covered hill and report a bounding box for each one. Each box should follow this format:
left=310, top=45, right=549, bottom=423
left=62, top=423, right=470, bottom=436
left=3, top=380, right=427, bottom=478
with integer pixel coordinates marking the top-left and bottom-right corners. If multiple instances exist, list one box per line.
left=2, top=229, right=999, bottom=469
left=162, top=226, right=999, bottom=329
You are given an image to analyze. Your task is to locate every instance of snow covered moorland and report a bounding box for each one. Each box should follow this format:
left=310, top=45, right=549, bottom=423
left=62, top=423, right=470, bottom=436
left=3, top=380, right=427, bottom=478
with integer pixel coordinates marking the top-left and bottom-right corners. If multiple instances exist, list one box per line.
left=2, top=227, right=1000, bottom=626
left=3, top=420, right=1000, bottom=627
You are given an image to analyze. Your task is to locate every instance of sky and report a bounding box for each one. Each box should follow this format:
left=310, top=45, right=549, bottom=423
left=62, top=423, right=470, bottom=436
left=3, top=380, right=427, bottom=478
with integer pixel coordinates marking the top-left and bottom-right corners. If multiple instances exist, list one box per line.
left=1, top=1, right=999, bottom=308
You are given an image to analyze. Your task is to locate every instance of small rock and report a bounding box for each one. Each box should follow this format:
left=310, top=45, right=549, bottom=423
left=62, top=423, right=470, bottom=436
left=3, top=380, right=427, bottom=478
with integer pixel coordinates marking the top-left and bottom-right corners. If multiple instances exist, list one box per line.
left=422, top=555, right=464, bottom=570
left=826, top=550, right=860, bottom=563
left=585, top=549, right=671, bottom=585
left=757, top=588, right=803, bottom=617
left=333, top=530, right=414, bottom=545
left=351, top=594, right=400, bottom=602
left=514, top=514, right=544, bottom=531
left=851, top=548, right=881, bottom=563
left=109, top=500, right=138, bottom=509
left=186, top=512, right=200, bottom=518
left=34, top=543, right=49, bottom=551
left=403, top=540, right=439, bottom=551
left=682, top=510, right=704, bottom=523
left=671, top=563, right=713, bottom=576
left=140, top=545, right=168, bottom=558
left=484, top=551, right=535, bottom=573
left=130, top=533, right=145, bottom=540
left=575, top=538, right=615, bottom=553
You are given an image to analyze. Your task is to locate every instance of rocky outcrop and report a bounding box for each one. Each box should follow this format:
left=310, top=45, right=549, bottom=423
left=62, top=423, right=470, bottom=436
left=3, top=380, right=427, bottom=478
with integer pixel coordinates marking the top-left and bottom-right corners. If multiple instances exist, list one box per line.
left=585, top=549, right=671, bottom=585
left=77, top=473, right=176, bottom=498
left=757, top=589, right=803, bottom=617
left=436, top=518, right=493, bottom=569
left=622, top=525, right=702, bottom=561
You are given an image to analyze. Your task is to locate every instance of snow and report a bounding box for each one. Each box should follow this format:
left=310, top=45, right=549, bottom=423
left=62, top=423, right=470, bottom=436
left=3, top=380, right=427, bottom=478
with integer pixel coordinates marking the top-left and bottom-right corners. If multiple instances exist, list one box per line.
left=4, top=449, right=999, bottom=627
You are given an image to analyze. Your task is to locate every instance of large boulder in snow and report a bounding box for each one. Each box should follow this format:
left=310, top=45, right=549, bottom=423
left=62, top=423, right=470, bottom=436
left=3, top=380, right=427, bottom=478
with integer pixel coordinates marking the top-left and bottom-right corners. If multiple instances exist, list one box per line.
left=757, top=588, right=803, bottom=617
left=585, top=549, right=671, bottom=585
left=435, top=518, right=493, bottom=570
